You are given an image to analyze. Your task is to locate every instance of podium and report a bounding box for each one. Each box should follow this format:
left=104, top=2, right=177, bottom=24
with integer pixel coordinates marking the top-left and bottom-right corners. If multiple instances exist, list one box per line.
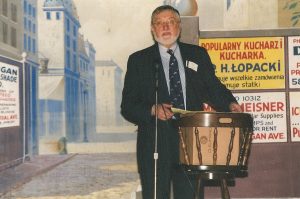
left=177, top=112, right=253, bottom=199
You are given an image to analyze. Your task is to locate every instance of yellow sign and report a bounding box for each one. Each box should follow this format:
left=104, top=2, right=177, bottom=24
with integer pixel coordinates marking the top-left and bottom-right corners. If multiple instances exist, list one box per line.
left=200, top=37, right=285, bottom=90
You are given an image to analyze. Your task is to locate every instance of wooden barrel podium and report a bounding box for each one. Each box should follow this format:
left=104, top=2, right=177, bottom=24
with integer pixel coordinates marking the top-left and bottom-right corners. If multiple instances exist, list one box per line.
left=177, top=112, right=253, bottom=199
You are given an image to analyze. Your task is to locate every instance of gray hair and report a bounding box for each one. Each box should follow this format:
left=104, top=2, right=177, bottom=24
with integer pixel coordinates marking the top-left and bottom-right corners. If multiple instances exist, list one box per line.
left=151, top=5, right=181, bottom=24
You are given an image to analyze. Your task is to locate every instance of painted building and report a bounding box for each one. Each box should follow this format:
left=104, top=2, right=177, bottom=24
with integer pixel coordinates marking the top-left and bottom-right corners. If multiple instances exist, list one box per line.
left=78, top=33, right=96, bottom=141
left=0, top=0, right=22, bottom=60
left=22, top=0, right=39, bottom=155
left=0, top=0, right=39, bottom=168
left=95, top=60, right=120, bottom=127
left=95, top=60, right=129, bottom=130
left=84, top=39, right=97, bottom=137
left=38, top=0, right=95, bottom=142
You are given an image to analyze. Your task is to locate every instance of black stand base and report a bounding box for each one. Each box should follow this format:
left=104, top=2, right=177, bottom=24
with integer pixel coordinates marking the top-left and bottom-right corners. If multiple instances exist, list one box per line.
left=182, top=165, right=248, bottom=199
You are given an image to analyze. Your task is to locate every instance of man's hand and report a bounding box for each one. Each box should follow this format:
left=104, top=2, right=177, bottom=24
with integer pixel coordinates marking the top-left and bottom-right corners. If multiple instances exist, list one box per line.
left=151, top=103, right=174, bottom=120
left=229, top=102, right=243, bottom=112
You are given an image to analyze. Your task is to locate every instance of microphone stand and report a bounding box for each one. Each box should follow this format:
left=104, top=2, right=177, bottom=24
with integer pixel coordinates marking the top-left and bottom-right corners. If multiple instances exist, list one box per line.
left=154, top=62, right=159, bottom=199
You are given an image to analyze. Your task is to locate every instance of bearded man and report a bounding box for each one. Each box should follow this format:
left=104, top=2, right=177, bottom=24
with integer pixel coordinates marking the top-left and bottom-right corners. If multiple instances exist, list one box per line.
left=121, top=5, right=242, bottom=199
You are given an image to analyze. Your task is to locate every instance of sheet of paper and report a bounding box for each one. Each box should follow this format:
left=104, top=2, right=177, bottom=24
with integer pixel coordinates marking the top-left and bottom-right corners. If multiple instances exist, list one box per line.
left=171, top=107, right=206, bottom=114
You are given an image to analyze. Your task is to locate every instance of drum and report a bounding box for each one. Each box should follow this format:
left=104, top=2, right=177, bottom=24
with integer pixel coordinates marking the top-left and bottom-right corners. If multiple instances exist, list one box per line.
left=178, top=112, right=253, bottom=167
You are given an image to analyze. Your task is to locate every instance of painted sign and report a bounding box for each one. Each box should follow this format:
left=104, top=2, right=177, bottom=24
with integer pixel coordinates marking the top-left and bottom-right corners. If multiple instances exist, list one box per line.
left=234, top=92, right=287, bottom=143
left=290, top=92, right=300, bottom=142
left=288, top=36, right=300, bottom=89
left=200, top=37, right=285, bottom=90
left=0, top=62, right=20, bottom=128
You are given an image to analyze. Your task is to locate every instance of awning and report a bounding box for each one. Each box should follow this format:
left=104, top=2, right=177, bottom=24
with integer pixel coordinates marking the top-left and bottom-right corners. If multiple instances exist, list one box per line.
left=39, top=76, right=65, bottom=100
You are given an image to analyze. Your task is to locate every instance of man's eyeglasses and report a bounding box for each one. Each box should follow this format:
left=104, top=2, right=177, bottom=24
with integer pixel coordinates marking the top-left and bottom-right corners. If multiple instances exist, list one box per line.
left=153, top=18, right=179, bottom=28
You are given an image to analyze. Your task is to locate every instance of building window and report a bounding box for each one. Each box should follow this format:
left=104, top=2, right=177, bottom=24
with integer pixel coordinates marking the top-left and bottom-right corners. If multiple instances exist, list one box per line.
left=46, top=11, right=51, bottom=20
left=72, top=40, right=76, bottom=51
left=73, top=25, right=76, bottom=37
left=2, top=0, right=8, bottom=17
left=28, top=20, right=31, bottom=32
left=66, top=50, right=70, bottom=68
left=32, top=7, right=36, bottom=18
left=2, top=22, right=8, bottom=44
left=10, top=27, right=16, bottom=47
left=56, top=12, right=60, bottom=20
left=28, top=3, right=31, bottom=16
left=66, top=35, right=70, bottom=47
left=23, top=33, right=27, bottom=50
left=73, top=54, right=77, bottom=71
left=24, top=0, right=27, bottom=14
left=66, top=18, right=70, bottom=32
left=24, top=17, right=27, bottom=30
left=32, top=23, right=36, bottom=33
left=32, top=38, right=36, bottom=53
left=28, top=36, right=31, bottom=51
left=11, top=3, right=17, bottom=22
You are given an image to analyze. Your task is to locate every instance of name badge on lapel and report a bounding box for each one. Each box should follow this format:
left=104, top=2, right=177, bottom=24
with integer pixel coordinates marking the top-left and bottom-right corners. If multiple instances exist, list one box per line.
left=186, top=60, right=198, bottom=72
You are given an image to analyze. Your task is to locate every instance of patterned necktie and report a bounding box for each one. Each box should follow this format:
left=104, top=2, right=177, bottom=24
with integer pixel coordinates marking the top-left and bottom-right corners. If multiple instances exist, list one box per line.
left=167, top=49, right=185, bottom=110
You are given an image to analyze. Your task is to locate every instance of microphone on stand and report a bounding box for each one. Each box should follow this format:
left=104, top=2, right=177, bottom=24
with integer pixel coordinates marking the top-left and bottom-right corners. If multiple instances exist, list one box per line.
left=153, top=60, right=159, bottom=199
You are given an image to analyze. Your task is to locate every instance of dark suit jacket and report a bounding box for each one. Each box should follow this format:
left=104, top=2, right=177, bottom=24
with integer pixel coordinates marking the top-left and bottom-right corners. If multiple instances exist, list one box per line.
left=121, top=42, right=237, bottom=173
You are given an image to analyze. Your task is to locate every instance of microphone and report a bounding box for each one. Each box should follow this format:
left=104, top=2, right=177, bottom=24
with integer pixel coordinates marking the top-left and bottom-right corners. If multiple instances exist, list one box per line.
left=154, top=61, right=160, bottom=91
left=153, top=59, right=160, bottom=199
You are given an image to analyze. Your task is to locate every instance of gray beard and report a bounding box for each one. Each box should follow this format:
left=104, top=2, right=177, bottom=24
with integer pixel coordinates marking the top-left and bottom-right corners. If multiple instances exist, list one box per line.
left=153, top=33, right=180, bottom=47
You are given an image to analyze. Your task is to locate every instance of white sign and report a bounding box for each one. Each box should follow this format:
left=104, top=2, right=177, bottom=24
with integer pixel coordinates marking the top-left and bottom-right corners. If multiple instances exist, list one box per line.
left=0, top=62, right=20, bottom=128
left=290, top=92, right=300, bottom=142
left=288, top=36, right=300, bottom=88
left=234, top=92, right=287, bottom=143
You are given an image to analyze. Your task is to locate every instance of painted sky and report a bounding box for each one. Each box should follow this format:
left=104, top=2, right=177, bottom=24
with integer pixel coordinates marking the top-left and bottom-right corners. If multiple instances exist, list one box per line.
left=73, top=0, right=162, bottom=69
